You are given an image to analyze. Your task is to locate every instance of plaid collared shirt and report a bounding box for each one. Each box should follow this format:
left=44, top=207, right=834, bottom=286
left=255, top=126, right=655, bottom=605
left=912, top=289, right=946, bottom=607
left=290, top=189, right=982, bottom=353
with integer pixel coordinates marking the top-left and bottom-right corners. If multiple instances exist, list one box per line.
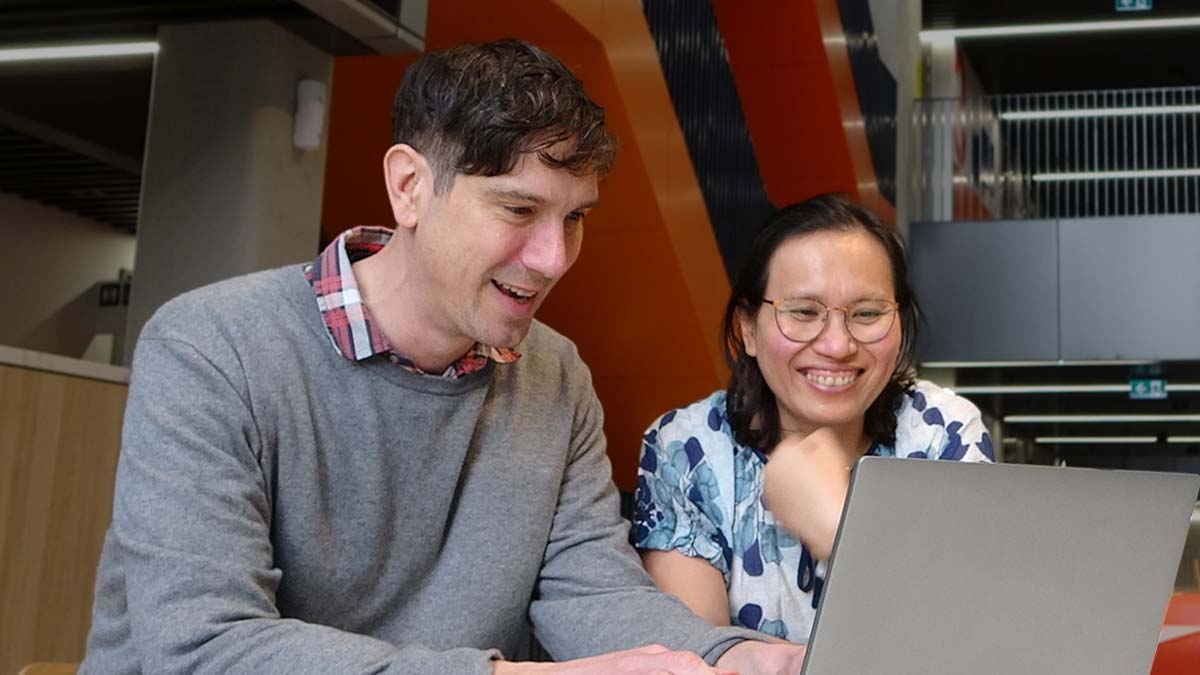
left=304, top=226, right=520, bottom=379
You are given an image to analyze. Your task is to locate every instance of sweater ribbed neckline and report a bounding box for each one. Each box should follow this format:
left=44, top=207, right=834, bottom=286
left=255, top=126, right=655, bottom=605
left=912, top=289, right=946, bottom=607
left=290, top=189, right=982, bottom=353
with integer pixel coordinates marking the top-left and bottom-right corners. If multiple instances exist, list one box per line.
left=278, top=264, right=497, bottom=397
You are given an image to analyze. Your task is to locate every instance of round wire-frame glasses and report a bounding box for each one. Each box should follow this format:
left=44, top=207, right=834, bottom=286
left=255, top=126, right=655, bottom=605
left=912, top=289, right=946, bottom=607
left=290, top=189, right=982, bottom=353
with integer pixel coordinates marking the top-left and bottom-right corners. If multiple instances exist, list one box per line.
left=761, top=297, right=899, bottom=344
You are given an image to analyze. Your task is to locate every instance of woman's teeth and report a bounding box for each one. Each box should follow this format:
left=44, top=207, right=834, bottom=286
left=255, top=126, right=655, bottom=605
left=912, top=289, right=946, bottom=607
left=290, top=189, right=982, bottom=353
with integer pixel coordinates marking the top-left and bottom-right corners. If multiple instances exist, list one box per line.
left=803, top=371, right=858, bottom=387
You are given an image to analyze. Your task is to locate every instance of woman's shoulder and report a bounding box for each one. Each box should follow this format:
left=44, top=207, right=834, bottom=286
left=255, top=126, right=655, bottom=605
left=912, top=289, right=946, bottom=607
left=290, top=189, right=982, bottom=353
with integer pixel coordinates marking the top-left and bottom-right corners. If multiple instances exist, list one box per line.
left=897, top=379, right=983, bottom=425
left=893, top=379, right=995, bottom=461
left=641, top=389, right=747, bottom=472
left=647, top=389, right=730, bottom=440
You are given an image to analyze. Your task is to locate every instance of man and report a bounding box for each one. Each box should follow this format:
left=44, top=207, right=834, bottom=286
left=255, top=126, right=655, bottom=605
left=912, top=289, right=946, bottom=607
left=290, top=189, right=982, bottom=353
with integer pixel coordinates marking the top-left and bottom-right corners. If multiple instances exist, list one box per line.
left=80, top=39, right=806, bottom=674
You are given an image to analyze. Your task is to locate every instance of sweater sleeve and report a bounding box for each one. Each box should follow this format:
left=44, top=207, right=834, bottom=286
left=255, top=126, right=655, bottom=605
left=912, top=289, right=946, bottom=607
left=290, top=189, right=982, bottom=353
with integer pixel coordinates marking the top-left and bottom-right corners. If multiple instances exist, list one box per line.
left=91, top=334, right=502, bottom=675
left=527, top=374, right=762, bottom=664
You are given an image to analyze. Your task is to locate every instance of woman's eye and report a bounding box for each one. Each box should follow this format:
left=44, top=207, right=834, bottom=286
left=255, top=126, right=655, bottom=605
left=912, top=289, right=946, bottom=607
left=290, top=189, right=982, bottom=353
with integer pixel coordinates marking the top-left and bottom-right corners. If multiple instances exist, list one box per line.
left=850, top=308, right=889, bottom=324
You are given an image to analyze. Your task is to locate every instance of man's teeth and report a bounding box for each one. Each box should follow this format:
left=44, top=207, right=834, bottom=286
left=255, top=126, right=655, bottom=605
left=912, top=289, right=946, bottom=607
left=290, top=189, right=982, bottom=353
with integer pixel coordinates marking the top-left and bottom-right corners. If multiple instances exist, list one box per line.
left=496, top=282, right=536, bottom=299
left=803, top=371, right=857, bottom=387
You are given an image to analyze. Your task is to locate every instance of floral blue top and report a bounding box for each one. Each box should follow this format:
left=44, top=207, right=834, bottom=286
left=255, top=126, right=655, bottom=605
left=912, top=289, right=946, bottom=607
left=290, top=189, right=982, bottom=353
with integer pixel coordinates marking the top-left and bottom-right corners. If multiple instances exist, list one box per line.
left=632, top=379, right=994, bottom=643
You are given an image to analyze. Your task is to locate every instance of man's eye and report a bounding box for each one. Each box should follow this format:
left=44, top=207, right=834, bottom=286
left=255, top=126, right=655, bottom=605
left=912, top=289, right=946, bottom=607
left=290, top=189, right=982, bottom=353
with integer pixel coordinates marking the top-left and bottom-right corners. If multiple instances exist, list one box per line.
left=506, top=206, right=533, bottom=216
left=565, top=211, right=585, bottom=224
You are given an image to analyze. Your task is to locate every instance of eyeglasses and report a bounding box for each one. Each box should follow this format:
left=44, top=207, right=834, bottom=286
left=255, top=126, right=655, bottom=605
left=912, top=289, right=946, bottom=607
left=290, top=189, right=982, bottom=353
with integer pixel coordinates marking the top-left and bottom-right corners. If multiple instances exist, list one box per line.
left=761, top=297, right=899, bottom=344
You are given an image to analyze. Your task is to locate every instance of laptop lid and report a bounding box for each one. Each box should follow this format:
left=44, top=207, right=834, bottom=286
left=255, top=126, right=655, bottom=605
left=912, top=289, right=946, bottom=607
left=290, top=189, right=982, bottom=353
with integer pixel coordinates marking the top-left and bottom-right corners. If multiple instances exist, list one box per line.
left=799, top=457, right=1199, bottom=675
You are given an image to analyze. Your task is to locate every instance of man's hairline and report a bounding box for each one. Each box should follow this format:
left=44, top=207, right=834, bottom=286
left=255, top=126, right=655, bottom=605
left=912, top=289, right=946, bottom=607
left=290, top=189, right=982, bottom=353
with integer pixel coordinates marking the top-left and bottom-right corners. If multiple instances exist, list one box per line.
left=428, top=157, right=607, bottom=198
left=396, top=133, right=609, bottom=194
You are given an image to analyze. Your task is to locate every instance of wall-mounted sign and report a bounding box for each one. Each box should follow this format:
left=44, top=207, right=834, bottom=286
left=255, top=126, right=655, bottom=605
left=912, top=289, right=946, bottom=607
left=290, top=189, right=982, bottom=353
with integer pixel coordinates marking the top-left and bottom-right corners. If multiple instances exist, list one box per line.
left=1116, top=0, right=1152, bottom=11
left=1130, top=378, right=1167, bottom=400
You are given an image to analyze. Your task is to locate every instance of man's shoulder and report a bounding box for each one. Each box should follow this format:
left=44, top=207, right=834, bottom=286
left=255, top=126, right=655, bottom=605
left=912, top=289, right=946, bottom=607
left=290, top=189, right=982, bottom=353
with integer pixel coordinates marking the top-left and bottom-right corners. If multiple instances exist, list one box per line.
left=494, top=321, right=599, bottom=409
left=518, top=319, right=574, bottom=353
left=512, top=320, right=585, bottom=372
left=139, top=265, right=309, bottom=346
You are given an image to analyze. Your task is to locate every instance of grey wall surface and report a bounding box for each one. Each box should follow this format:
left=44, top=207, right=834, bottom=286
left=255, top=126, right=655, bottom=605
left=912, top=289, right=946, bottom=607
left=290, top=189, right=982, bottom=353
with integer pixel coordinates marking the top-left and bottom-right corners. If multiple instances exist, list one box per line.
left=1061, top=215, right=1200, bottom=361
left=125, top=20, right=331, bottom=364
left=910, top=219, right=1059, bottom=362
left=0, top=191, right=136, bottom=359
left=911, top=214, right=1200, bottom=362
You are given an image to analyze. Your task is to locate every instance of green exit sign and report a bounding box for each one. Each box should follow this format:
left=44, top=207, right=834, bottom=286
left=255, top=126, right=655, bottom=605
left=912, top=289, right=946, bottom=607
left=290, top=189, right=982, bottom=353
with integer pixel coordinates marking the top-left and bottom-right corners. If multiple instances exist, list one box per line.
left=1116, top=0, right=1152, bottom=11
left=1130, top=378, right=1167, bottom=400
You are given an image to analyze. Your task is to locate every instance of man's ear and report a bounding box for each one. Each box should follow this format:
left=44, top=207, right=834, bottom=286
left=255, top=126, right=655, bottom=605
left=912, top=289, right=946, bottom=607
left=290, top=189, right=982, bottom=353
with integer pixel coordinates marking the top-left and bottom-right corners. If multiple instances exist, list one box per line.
left=737, top=308, right=759, bottom=358
left=383, top=144, right=432, bottom=230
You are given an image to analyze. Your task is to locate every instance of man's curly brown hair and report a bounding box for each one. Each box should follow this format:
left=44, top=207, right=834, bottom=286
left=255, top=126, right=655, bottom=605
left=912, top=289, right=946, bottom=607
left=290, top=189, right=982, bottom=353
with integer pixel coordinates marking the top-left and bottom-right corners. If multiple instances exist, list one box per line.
left=391, top=39, right=617, bottom=193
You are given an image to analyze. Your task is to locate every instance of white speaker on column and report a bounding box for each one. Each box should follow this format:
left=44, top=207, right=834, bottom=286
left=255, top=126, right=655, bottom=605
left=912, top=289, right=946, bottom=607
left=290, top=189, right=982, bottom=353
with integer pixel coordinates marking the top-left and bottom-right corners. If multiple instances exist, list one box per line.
left=293, top=78, right=327, bottom=151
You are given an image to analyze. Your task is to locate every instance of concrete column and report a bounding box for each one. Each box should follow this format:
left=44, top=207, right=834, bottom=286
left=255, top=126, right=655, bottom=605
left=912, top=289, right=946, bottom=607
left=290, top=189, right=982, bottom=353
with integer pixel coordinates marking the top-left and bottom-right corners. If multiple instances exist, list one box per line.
left=883, top=0, right=923, bottom=237
left=125, top=20, right=331, bottom=363
left=920, top=33, right=965, bottom=223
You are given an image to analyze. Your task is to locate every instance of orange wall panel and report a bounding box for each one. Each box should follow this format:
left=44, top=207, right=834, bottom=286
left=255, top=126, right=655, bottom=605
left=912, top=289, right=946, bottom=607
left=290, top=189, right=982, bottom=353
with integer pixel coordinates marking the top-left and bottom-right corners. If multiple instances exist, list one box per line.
left=1164, top=593, right=1200, bottom=625
left=424, top=0, right=596, bottom=51
left=1150, top=594, right=1200, bottom=675
left=1151, top=631, right=1200, bottom=675
left=712, top=0, right=894, bottom=224
left=321, top=53, right=418, bottom=243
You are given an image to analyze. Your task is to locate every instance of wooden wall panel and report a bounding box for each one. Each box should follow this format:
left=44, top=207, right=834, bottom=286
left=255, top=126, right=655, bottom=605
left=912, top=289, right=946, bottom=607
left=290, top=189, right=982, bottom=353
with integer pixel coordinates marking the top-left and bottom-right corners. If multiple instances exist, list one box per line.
left=0, top=364, right=125, bottom=675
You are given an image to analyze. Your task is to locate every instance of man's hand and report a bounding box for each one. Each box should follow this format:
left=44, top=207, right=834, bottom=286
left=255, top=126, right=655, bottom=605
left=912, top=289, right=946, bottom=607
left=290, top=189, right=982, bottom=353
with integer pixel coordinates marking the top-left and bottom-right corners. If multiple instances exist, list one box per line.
left=715, top=640, right=808, bottom=674
left=492, top=644, right=737, bottom=674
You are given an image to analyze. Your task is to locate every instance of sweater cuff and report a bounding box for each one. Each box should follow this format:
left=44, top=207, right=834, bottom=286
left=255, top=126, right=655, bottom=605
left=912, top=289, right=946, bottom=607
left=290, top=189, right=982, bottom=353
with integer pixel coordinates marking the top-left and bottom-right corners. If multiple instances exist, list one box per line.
left=699, top=626, right=768, bottom=665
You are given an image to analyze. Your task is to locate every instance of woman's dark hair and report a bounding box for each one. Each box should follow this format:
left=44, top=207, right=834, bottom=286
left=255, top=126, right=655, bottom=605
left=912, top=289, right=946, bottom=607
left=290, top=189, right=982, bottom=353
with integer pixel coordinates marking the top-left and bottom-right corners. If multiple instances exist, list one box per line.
left=392, top=38, right=617, bottom=193
left=722, top=194, right=920, bottom=452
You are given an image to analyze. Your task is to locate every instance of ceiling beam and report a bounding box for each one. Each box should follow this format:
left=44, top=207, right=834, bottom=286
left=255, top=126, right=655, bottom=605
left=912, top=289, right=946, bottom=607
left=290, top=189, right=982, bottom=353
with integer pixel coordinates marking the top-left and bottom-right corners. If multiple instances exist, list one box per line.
left=294, top=0, right=423, bottom=53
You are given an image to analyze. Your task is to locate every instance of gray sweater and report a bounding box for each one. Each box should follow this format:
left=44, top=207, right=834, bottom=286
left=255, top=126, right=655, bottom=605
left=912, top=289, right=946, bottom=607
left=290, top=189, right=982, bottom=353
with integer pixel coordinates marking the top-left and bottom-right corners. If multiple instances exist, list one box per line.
left=80, top=266, right=759, bottom=674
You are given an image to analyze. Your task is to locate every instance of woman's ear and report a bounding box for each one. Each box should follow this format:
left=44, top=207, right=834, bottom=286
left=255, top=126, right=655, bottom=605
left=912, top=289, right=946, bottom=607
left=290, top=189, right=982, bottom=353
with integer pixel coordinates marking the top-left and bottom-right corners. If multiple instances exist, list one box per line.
left=383, top=143, right=432, bottom=230
left=737, top=307, right=759, bottom=358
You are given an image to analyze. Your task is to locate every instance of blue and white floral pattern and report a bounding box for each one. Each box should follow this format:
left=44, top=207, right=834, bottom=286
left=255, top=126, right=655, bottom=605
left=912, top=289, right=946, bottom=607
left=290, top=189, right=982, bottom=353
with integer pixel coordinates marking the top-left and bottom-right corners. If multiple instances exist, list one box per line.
left=632, top=380, right=993, bottom=643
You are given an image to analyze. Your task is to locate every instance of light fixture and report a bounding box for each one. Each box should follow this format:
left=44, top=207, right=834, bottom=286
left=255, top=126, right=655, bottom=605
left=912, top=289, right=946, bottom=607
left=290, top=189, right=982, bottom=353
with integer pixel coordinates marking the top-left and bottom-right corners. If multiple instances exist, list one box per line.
left=921, top=360, right=1154, bottom=368
left=958, top=384, right=1123, bottom=394
left=954, top=383, right=1200, bottom=395
left=1005, top=414, right=1200, bottom=423
left=1036, top=435, right=1200, bottom=444
left=1001, top=105, right=1200, bottom=121
left=1035, top=436, right=1157, bottom=444
left=920, top=16, right=1200, bottom=43
left=1033, top=169, right=1200, bottom=182
left=0, top=41, right=159, bottom=64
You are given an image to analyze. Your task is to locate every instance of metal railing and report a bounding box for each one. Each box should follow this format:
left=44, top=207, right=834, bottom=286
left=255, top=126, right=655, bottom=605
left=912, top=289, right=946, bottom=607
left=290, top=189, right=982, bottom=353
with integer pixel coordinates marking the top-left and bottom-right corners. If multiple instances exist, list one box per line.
left=913, top=86, right=1200, bottom=222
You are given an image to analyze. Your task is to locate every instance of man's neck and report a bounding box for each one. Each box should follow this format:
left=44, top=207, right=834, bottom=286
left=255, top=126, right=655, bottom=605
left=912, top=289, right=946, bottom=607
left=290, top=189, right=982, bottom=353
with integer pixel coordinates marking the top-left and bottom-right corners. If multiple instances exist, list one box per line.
left=352, top=238, right=474, bottom=373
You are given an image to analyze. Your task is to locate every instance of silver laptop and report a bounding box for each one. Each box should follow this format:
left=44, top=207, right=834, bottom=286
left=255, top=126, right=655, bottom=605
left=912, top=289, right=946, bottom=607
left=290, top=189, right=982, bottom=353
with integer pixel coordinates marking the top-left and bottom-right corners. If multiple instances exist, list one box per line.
left=799, top=457, right=1199, bottom=675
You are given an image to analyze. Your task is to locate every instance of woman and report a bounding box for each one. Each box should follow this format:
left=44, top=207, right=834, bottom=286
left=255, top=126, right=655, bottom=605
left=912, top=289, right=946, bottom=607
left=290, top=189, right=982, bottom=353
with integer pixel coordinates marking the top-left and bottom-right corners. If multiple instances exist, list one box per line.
left=632, top=194, right=993, bottom=642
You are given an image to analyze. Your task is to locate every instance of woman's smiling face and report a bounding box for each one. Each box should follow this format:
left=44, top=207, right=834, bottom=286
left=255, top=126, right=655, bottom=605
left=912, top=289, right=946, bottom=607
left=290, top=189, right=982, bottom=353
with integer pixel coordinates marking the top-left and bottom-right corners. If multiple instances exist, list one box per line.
left=738, top=228, right=902, bottom=440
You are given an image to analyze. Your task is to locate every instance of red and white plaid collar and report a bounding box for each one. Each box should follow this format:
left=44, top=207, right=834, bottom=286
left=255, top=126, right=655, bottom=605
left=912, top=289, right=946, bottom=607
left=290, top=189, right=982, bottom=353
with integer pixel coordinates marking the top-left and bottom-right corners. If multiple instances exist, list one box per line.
left=305, top=226, right=520, bottom=378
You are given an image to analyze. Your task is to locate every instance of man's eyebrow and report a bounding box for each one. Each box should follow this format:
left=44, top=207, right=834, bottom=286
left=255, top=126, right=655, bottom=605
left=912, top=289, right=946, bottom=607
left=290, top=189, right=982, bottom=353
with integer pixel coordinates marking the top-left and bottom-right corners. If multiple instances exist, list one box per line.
left=486, top=187, right=598, bottom=211
left=485, top=187, right=546, bottom=204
